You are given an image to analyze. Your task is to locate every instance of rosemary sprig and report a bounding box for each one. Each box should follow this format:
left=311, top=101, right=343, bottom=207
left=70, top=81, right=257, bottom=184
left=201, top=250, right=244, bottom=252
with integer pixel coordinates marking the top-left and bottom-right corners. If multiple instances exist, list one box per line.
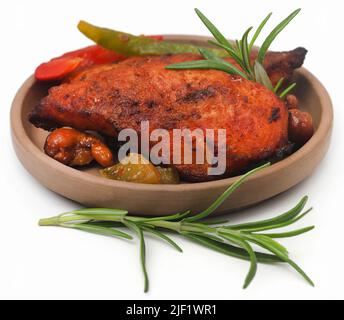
left=257, top=9, right=301, bottom=64
left=39, top=163, right=315, bottom=291
left=166, top=8, right=300, bottom=99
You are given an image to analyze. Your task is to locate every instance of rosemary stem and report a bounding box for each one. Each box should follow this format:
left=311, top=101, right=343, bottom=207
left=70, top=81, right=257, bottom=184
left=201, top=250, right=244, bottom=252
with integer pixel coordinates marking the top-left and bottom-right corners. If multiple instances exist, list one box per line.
left=38, top=214, right=93, bottom=226
left=38, top=217, right=61, bottom=226
left=145, top=220, right=182, bottom=232
left=181, top=224, right=215, bottom=233
left=143, top=220, right=216, bottom=234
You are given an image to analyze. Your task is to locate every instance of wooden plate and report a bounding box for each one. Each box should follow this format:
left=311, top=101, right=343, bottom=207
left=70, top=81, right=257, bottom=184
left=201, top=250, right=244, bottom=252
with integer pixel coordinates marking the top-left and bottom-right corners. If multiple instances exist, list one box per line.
left=10, top=35, right=333, bottom=216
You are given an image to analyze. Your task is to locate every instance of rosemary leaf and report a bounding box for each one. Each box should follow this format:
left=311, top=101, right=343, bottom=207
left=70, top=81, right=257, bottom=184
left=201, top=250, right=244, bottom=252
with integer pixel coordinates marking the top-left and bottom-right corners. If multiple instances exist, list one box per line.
left=208, top=41, right=247, bottom=71
left=273, top=77, right=285, bottom=93
left=246, top=234, right=314, bottom=286
left=240, top=209, right=312, bottom=233
left=253, top=60, right=273, bottom=90
left=184, top=162, right=270, bottom=223
left=183, top=233, right=282, bottom=263
left=220, top=232, right=257, bottom=289
left=139, top=229, right=149, bottom=293
left=124, top=221, right=149, bottom=292
left=258, top=226, right=315, bottom=239
left=70, top=223, right=133, bottom=240
left=248, top=234, right=289, bottom=256
left=166, top=59, right=248, bottom=79
left=258, top=9, right=301, bottom=64
left=241, top=27, right=254, bottom=77
left=280, top=83, right=297, bottom=98
left=208, top=40, right=239, bottom=58
left=229, top=196, right=308, bottom=230
left=195, top=8, right=235, bottom=51
left=182, top=231, right=225, bottom=243
left=235, top=40, right=242, bottom=57
left=249, top=12, right=273, bottom=50
left=285, top=258, right=315, bottom=287
left=141, top=226, right=183, bottom=252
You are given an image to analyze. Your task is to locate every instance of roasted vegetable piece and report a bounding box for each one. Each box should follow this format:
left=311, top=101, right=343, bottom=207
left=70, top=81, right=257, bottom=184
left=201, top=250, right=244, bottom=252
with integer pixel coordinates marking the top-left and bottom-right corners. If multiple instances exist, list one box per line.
left=44, top=128, right=114, bottom=167
left=288, top=109, right=314, bottom=146
left=156, top=166, right=180, bottom=184
left=35, top=58, right=83, bottom=81
left=78, top=20, right=225, bottom=57
left=101, top=154, right=162, bottom=184
left=35, top=45, right=125, bottom=81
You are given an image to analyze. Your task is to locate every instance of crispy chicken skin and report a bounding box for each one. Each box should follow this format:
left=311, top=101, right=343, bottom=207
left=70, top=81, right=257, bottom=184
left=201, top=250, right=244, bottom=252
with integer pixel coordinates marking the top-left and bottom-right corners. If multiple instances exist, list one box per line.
left=29, top=49, right=306, bottom=181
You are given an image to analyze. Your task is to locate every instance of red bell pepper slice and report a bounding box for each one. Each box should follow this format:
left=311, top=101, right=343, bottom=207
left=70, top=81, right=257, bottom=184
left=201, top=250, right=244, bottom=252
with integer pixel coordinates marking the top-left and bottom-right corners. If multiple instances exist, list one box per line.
left=58, top=45, right=125, bottom=65
left=35, top=45, right=125, bottom=81
left=35, top=58, right=83, bottom=81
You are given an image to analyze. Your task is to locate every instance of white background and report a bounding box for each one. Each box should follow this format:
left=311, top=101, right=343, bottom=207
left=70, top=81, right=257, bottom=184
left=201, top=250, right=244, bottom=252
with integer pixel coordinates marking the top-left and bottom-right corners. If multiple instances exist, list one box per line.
left=0, top=0, right=342, bottom=300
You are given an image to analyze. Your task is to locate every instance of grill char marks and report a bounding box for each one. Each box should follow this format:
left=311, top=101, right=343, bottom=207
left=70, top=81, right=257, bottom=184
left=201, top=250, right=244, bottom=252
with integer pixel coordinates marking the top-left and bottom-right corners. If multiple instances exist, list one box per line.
left=178, top=87, right=216, bottom=104
left=269, top=107, right=281, bottom=123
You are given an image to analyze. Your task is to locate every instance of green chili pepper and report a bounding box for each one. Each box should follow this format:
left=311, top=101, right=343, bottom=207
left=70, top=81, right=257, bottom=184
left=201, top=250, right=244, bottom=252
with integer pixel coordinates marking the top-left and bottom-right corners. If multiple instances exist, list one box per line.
left=78, top=20, right=227, bottom=57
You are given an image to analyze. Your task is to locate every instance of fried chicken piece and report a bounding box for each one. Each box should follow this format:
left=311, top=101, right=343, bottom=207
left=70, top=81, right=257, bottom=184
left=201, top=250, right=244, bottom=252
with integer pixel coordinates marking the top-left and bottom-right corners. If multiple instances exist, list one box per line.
left=254, top=47, right=307, bottom=85
left=30, top=51, right=305, bottom=181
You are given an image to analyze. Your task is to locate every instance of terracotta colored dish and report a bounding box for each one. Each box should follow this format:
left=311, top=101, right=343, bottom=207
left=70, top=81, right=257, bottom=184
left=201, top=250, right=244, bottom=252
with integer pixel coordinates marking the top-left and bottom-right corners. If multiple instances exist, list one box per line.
left=10, top=35, right=333, bottom=216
